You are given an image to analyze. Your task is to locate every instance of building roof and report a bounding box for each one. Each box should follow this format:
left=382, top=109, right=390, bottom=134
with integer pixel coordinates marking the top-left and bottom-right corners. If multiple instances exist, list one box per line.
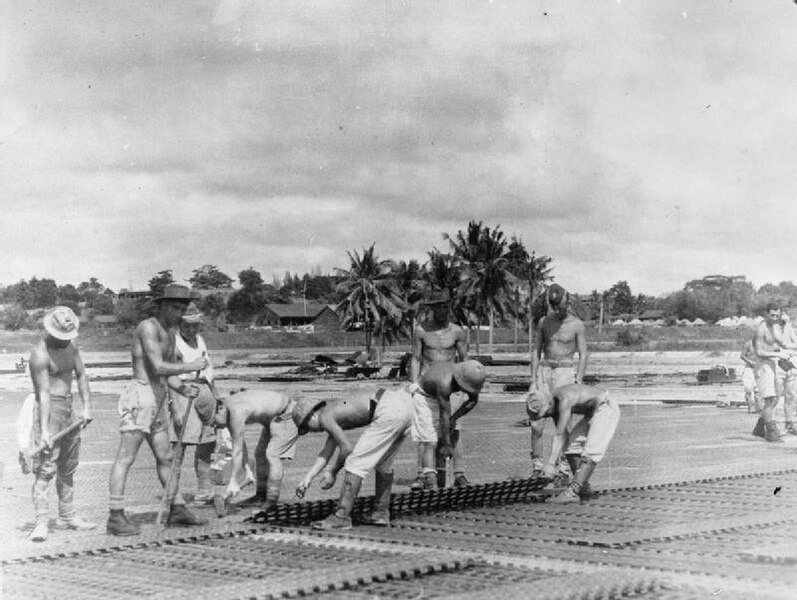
left=639, top=310, right=665, bottom=320
left=263, top=303, right=331, bottom=318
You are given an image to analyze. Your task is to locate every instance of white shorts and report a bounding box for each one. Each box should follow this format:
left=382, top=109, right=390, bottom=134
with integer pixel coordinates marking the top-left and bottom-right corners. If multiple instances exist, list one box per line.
left=410, top=389, right=439, bottom=443
left=345, top=389, right=412, bottom=478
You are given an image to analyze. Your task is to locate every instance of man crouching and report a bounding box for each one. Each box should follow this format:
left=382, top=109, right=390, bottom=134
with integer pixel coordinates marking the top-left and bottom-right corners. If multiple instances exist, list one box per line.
left=526, top=383, right=620, bottom=504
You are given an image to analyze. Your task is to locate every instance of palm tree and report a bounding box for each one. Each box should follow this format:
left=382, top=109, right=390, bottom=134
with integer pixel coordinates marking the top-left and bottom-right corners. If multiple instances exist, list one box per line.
left=391, top=259, right=425, bottom=347
left=506, top=237, right=553, bottom=353
left=335, top=244, right=402, bottom=352
left=446, top=221, right=516, bottom=354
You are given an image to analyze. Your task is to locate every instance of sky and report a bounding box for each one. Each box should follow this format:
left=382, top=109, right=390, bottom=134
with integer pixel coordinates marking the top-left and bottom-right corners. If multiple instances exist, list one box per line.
left=2, top=0, right=797, bottom=297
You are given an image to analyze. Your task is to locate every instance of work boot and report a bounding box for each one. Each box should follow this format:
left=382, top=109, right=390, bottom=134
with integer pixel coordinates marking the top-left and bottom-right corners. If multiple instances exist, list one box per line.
left=54, top=515, right=97, bottom=531
left=422, top=471, right=438, bottom=490
left=752, top=417, right=766, bottom=438
left=234, top=492, right=268, bottom=508
left=361, top=471, right=393, bottom=526
left=453, top=473, right=471, bottom=488
left=548, top=486, right=580, bottom=504
left=578, top=482, right=595, bottom=499
left=166, top=504, right=208, bottom=527
left=106, top=510, right=140, bottom=536
left=312, top=472, right=363, bottom=530
left=765, top=422, right=785, bottom=443
left=410, top=473, right=424, bottom=491
left=29, top=521, right=49, bottom=542
left=192, top=491, right=215, bottom=505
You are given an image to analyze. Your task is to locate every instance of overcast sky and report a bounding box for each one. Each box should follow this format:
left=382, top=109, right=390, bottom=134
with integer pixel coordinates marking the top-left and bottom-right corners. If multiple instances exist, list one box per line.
left=2, top=0, right=796, bottom=297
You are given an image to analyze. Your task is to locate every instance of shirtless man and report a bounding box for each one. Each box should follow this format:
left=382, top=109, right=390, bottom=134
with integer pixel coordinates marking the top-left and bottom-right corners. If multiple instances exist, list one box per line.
left=107, top=284, right=209, bottom=535
left=529, top=284, right=587, bottom=479
left=752, top=303, right=797, bottom=442
left=739, top=332, right=760, bottom=414
left=527, top=383, right=620, bottom=504
left=27, top=306, right=95, bottom=542
left=214, top=389, right=299, bottom=511
left=410, top=288, right=468, bottom=490
left=293, top=386, right=413, bottom=530
left=777, top=310, right=797, bottom=433
left=295, top=361, right=485, bottom=530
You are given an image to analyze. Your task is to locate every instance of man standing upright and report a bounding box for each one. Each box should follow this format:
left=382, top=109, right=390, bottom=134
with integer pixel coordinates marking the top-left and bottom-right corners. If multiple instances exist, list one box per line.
left=27, top=306, right=95, bottom=542
left=753, top=303, right=797, bottom=442
left=529, top=284, right=587, bottom=479
left=739, top=330, right=760, bottom=414
left=107, top=284, right=209, bottom=535
left=410, top=289, right=469, bottom=489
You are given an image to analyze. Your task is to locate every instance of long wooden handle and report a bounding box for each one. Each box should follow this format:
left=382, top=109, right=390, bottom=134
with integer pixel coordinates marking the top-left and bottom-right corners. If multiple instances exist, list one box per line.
left=156, top=393, right=196, bottom=526
left=32, top=418, right=87, bottom=456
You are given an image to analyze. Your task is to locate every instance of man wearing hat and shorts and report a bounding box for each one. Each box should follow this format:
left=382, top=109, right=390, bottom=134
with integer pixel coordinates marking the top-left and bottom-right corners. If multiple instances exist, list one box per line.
left=410, top=288, right=469, bottom=490
left=526, top=382, right=620, bottom=504
left=529, top=283, right=587, bottom=481
left=166, top=302, right=218, bottom=504
left=213, top=389, right=299, bottom=511
left=107, top=284, right=210, bottom=536
left=26, top=306, right=95, bottom=541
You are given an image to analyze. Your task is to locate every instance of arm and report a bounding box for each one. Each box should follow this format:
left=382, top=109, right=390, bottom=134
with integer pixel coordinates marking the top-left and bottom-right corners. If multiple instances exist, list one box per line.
left=455, top=328, right=468, bottom=362
left=296, top=435, right=338, bottom=497
left=544, top=405, right=572, bottom=477
left=450, top=391, right=478, bottom=425
left=138, top=321, right=206, bottom=376
left=318, top=412, right=353, bottom=479
left=575, top=322, right=588, bottom=384
left=531, top=319, right=544, bottom=384
left=72, top=348, right=92, bottom=423
left=29, top=349, right=51, bottom=446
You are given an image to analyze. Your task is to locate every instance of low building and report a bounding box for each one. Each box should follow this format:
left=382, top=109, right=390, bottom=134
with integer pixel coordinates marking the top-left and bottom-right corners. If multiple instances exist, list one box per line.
left=253, top=303, right=341, bottom=331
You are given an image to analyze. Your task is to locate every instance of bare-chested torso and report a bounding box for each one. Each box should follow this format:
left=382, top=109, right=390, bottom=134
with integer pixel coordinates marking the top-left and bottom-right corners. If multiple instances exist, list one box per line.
left=30, top=341, right=76, bottom=398
left=415, top=322, right=467, bottom=375
left=539, top=314, right=583, bottom=362
left=551, top=384, right=605, bottom=422
left=131, top=317, right=174, bottom=400
left=754, top=321, right=781, bottom=359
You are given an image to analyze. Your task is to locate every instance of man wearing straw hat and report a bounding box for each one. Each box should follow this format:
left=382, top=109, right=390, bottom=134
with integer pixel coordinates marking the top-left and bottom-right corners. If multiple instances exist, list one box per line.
left=166, top=302, right=218, bottom=504
left=26, top=306, right=95, bottom=542
left=107, top=284, right=210, bottom=536
left=409, top=288, right=469, bottom=490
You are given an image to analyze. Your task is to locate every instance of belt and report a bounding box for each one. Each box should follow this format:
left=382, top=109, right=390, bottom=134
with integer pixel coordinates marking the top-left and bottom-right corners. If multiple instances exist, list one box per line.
left=541, top=360, right=574, bottom=368
left=49, top=394, right=73, bottom=401
left=369, top=388, right=386, bottom=421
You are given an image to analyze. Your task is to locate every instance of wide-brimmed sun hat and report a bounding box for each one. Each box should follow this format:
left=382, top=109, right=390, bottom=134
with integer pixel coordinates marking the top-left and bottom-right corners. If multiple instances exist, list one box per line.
left=154, top=284, right=193, bottom=303
left=292, top=398, right=327, bottom=435
left=453, top=359, right=486, bottom=394
left=43, top=306, right=80, bottom=341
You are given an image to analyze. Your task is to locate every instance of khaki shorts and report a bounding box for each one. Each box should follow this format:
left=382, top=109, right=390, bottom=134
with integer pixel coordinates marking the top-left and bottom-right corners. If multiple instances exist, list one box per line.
left=119, top=380, right=168, bottom=434
left=264, top=408, right=299, bottom=460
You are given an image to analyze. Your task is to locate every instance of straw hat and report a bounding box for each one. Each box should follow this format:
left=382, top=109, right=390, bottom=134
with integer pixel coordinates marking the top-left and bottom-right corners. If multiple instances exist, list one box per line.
left=43, top=306, right=80, bottom=341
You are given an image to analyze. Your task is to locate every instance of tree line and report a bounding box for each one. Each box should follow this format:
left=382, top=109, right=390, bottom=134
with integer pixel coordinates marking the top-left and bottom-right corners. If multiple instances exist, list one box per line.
left=1, top=224, right=793, bottom=341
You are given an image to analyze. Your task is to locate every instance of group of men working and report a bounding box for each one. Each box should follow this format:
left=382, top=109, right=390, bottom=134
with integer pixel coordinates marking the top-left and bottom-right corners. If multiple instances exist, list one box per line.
left=24, top=281, right=619, bottom=541
left=747, top=303, right=797, bottom=442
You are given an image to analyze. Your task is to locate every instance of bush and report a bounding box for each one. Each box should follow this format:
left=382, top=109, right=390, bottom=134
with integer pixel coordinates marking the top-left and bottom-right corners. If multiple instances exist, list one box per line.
left=615, top=328, right=646, bottom=347
left=3, top=304, right=30, bottom=331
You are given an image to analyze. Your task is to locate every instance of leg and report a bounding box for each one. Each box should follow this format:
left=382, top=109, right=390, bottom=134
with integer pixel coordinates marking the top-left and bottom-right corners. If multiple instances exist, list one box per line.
left=150, top=428, right=206, bottom=527
left=410, top=444, right=424, bottom=489
left=107, top=431, right=145, bottom=536
left=784, top=376, right=797, bottom=434
left=311, top=471, right=363, bottom=530
left=194, top=442, right=214, bottom=502
left=53, top=429, right=96, bottom=530
left=451, top=430, right=470, bottom=487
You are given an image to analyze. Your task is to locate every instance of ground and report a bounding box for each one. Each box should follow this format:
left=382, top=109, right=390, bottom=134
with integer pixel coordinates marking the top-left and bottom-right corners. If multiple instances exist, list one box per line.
left=2, top=349, right=796, bottom=599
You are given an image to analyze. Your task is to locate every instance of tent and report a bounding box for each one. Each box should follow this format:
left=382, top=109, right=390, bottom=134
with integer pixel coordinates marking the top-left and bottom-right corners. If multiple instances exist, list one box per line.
left=611, top=319, right=626, bottom=326
left=629, top=318, right=643, bottom=326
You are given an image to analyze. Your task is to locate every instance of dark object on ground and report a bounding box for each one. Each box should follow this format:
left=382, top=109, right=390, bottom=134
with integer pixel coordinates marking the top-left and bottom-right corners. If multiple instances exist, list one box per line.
left=778, top=357, right=796, bottom=372
left=312, top=354, right=339, bottom=366
left=696, top=366, right=736, bottom=385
